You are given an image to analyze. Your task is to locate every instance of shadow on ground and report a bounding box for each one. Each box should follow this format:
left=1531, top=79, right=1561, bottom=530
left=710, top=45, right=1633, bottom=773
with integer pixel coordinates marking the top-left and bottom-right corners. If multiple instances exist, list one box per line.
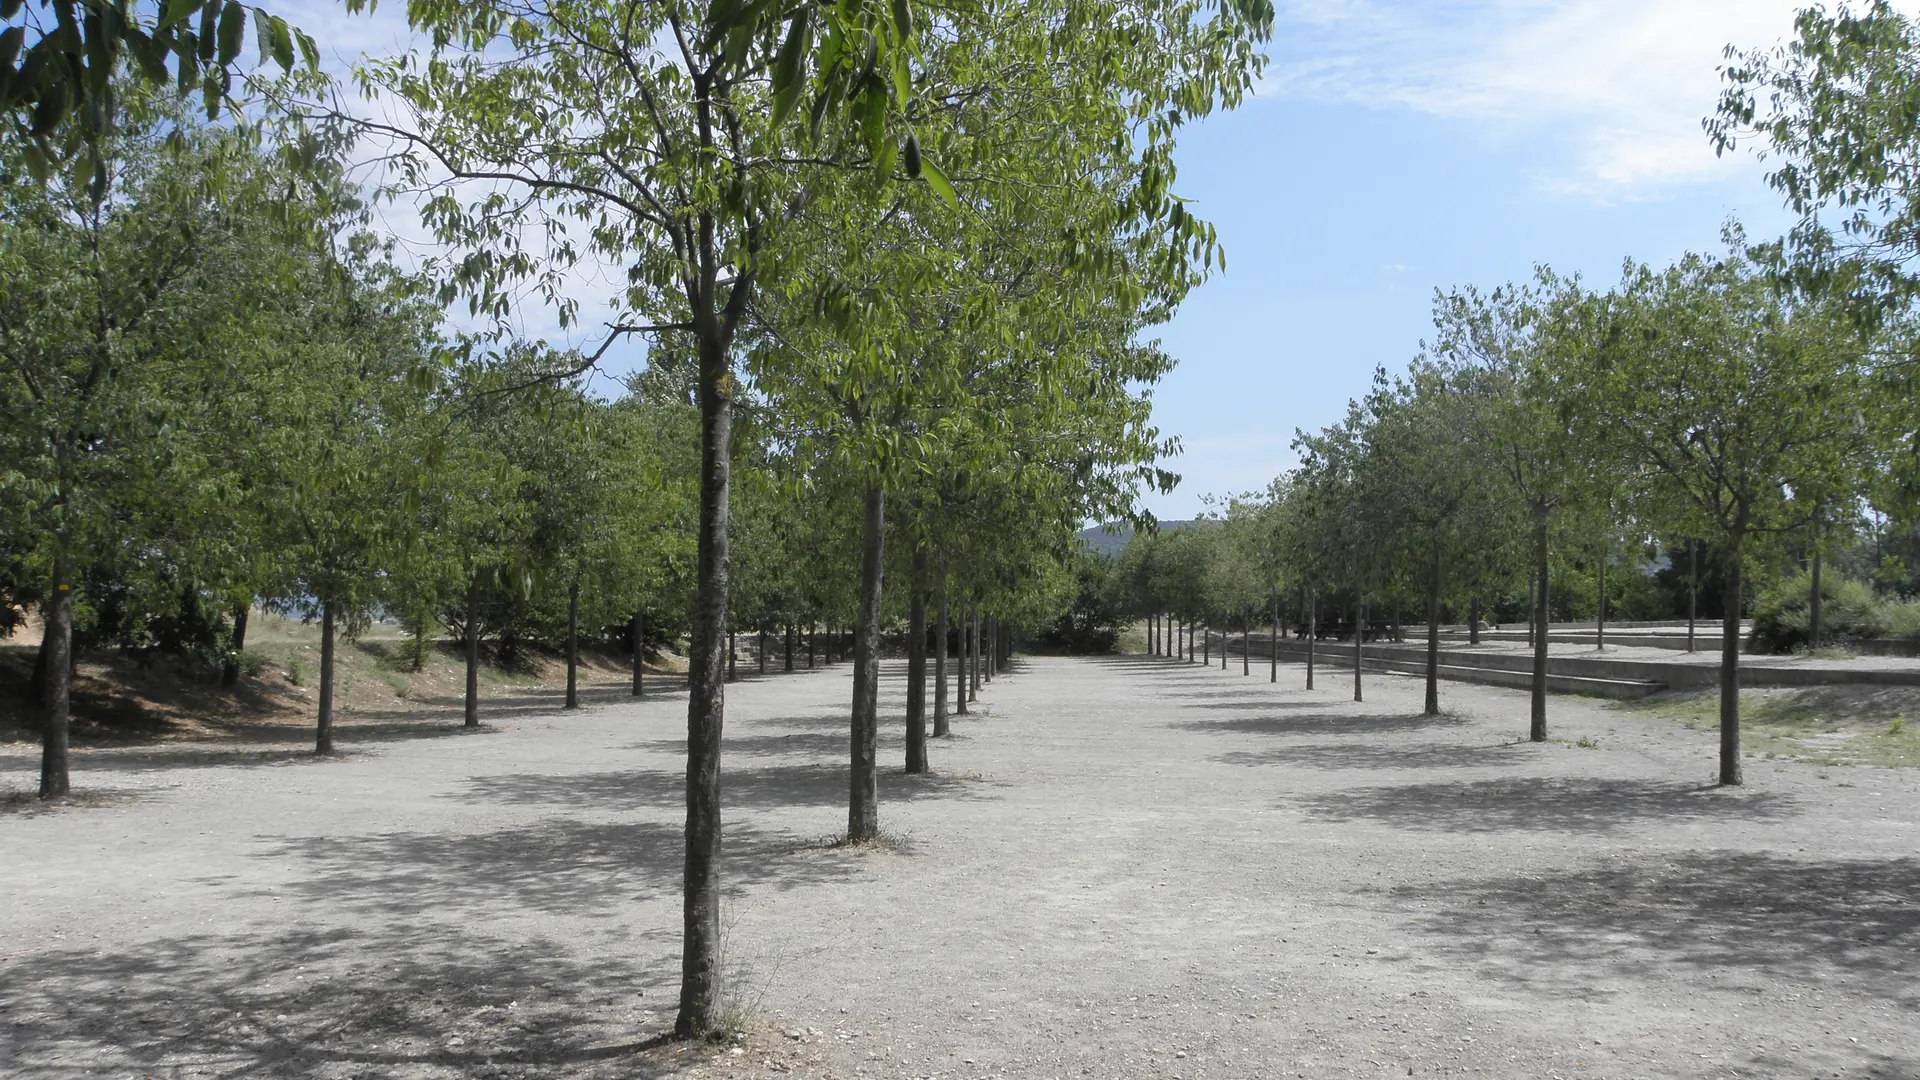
left=0, top=923, right=706, bottom=1079
left=1177, top=708, right=1467, bottom=737
left=450, top=763, right=997, bottom=817
left=1392, top=851, right=1920, bottom=1009
left=1297, top=776, right=1793, bottom=835
left=1218, top=741, right=1527, bottom=771
left=251, top=813, right=870, bottom=919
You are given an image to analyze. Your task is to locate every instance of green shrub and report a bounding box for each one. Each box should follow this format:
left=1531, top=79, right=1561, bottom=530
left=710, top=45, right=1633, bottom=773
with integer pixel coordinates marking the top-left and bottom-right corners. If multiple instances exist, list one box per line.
left=1880, top=600, right=1920, bottom=639
left=1749, top=571, right=1885, bottom=653
left=239, top=647, right=270, bottom=679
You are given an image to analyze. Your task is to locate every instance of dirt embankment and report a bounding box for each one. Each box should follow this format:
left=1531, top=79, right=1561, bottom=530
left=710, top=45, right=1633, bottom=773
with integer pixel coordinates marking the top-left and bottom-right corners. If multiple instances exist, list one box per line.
left=0, top=612, right=679, bottom=749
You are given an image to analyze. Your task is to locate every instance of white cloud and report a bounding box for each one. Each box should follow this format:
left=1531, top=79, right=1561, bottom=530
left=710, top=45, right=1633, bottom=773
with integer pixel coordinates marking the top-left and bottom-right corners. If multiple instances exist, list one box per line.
left=1265, top=0, right=1814, bottom=198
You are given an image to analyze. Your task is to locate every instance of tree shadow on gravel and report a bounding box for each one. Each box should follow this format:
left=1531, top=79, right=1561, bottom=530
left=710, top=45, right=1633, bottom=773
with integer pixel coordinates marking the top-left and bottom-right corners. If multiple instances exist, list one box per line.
left=632, top=730, right=894, bottom=760
left=453, top=763, right=997, bottom=815
left=1177, top=710, right=1466, bottom=737
left=1298, top=777, right=1793, bottom=835
left=1389, top=851, right=1920, bottom=1009
left=0, top=922, right=700, bottom=1079
left=254, top=815, right=857, bottom=918
left=1218, top=741, right=1527, bottom=771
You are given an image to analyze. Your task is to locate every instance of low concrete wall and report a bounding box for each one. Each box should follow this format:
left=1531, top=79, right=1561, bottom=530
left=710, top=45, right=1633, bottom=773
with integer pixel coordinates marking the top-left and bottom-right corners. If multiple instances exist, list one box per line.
left=1225, top=635, right=1920, bottom=693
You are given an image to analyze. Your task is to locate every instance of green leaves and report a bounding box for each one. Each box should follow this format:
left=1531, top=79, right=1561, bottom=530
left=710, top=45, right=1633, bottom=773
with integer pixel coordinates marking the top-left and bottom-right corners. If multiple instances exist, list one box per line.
left=216, top=2, right=245, bottom=68
left=919, top=157, right=955, bottom=208
left=770, top=8, right=813, bottom=127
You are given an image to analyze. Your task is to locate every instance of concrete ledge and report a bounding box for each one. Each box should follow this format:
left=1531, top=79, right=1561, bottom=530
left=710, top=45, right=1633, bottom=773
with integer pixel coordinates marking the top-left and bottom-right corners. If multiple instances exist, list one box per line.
left=1226, top=636, right=1920, bottom=693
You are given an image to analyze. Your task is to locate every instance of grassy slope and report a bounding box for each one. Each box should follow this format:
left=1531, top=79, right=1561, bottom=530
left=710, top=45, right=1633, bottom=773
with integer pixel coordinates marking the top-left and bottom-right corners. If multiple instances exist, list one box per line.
left=1619, top=684, right=1920, bottom=769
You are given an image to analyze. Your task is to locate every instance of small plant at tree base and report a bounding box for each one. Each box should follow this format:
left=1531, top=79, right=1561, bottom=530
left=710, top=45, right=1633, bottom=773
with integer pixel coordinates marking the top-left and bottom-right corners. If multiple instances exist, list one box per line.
left=239, top=648, right=269, bottom=679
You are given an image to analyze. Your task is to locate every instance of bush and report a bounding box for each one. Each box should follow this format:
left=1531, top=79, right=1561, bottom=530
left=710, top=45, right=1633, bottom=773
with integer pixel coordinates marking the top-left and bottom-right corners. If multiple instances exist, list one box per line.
left=1749, top=571, right=1885, bottom=653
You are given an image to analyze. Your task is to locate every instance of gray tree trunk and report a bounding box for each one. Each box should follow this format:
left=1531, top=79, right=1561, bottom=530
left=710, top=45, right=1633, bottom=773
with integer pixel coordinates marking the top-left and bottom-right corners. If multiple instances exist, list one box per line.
left=316, top=599, right=337, bottom=755
left=38, top=550, right=74, bottom=798
left=1688, top=539, right=1698, bottom=653
left=1352, top=599, right=1364, bottom=703
left=1597, top=536, right=1608, bottom=652
left=632, top=610, right=645, bottom=698
left=848, top=484, right=886, bottom=840
left=1720, top=549, right=1744, bottom=787
left=1530, top=513, right=1549, bottom=742
left=465, top=571, right=481, bottom=728
left=934, top=584, right=950, bottom=737
left=1810, top=514, right=1823, bottom=649
left=1425, top=562, right=1441, bottom=717
left=565, top=580, right=580, bottom=710
left=1306, top=591, right=1316, bottom=691
left=222, top=602, right=250, bottom=688
left=1268, top=592, right=1278, bottom=682
left=906, top=547, right=929, bottom=774
left=675, top=328, right=734, bottom=1039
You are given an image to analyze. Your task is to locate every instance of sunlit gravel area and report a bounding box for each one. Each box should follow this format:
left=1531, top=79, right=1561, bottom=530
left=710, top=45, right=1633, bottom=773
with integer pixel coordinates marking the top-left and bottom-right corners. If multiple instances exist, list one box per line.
left=4, top=654, right=1918, bottom=1079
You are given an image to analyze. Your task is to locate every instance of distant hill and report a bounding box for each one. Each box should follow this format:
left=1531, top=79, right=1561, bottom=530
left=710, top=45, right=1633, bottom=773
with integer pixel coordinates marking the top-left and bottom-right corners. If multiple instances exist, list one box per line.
left=1078, top=519, right=1199, bottom=557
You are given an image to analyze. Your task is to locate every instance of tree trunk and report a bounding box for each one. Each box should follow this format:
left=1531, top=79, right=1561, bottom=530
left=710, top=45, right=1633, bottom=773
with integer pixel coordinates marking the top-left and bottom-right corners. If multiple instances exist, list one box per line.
left=1469, top=594, right=1480, bottom=645
left=934, top=584, right=950, bottom=737
left=465, top=571, right=482, bottom=728
left=1268, top=593, right=1277, bottom=682
left=849, top=484, right=886, bottom=840
left=1597, top=537, right=1608, bottom=652
left=632, top=610, right=645, bottom=698
left=1720, top=548, right=1744, bottom=786
left=784, top=623, right=794, bottom=672
left=222, top=602, right=250, bottom=688
left=316, top=599, right=337, bottom=755
left=1352, top=599, right=1364, bottom=703
left=1687, top=539, right=1698, bottom=653
left=1425, top=562, right=1441, bottom=717
left=809, top=623, right=817, bottom=669
left=410, top=607, right=430, bottom=672
left=565, top=580, right=580, bottom=710
left=968, top=605, right=980, bottom=701
left=956, top=603, right=969, bottom=716
left=675, top=328, right=734, bottom=1040
left=1203, top=624, right=1210, bottom=666
left=1306, top=592, right=1316, bottom=691
left=1530, top=512, right=1549, bottom=743
left=983, top=617, right=993, bottom=683
left=1810, top=514, right=1823, bottom=649
left=38, top=551, right=74, bottom=799
left=906, top=547, right=929, bottom=774
left=727, top=630, right=737, bottom=682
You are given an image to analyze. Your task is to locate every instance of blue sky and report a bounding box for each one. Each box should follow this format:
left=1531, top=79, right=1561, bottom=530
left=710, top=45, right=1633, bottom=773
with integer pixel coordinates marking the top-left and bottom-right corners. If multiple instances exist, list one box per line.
left=1139, top=0, right=1821, bottom=518
left=290, top=0, right=1830, bottom=518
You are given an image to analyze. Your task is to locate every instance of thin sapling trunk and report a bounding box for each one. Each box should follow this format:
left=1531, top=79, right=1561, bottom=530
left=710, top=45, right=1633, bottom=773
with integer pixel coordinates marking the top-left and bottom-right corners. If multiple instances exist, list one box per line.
left=316, top=599, right=337, bottom=755
left=38, top=552, right=74, bottom=798
left=848, top=484, right=886, bottom=840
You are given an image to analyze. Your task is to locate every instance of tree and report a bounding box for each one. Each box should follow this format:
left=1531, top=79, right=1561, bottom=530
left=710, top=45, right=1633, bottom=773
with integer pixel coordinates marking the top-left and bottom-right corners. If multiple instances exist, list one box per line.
left=0, top=92, right=355, bottom=792
left=1436, top=276, right=1602, bottom=741
left=1593, top=245, right=1878, bottom=786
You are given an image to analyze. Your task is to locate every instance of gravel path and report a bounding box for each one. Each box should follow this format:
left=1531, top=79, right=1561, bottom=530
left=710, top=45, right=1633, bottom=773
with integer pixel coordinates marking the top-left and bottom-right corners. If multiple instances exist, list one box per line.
left=3, top=656, right=1917, bottom=1079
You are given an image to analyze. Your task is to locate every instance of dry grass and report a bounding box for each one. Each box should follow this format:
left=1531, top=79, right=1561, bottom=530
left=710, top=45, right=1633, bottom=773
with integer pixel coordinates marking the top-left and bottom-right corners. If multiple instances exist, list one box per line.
left=1620, top=684, right=1920, bottom=768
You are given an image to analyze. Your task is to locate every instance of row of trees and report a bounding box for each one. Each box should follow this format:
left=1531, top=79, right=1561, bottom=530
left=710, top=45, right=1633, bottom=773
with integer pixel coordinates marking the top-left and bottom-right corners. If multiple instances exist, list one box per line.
left=1109, top=1, right=1920, bottom=790
left=1109, top=241, right=1894, bottom=787
left=6, top=0, right=1271, bottom=1042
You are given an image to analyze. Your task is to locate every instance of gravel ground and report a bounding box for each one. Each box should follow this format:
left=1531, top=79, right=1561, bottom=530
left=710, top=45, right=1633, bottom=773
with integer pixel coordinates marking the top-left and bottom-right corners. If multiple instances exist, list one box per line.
left=3, top=656, right=1918, bottom=1080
